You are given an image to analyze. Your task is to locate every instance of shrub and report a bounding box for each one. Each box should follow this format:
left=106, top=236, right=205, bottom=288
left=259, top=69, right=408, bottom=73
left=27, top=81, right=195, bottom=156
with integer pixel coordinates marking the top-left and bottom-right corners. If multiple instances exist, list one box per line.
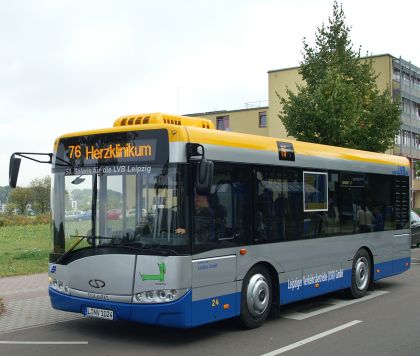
left=0, top=214, right=50, bottom=226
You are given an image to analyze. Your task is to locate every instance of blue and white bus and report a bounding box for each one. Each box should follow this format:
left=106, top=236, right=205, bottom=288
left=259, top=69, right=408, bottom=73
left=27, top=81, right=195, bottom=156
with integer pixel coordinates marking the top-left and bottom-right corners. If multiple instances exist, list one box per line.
left=9, top=113, right=411, bottom=328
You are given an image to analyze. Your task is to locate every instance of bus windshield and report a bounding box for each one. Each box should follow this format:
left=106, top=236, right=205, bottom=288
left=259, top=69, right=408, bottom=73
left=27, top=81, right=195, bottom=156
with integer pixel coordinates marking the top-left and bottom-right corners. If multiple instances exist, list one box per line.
left=51, top=164, right=189, bottom=262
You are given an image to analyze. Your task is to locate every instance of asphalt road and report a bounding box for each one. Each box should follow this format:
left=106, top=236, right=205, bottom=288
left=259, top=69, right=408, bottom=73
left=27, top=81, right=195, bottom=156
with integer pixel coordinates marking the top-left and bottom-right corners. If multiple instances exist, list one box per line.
left=2, top=248, right=420, bottom=356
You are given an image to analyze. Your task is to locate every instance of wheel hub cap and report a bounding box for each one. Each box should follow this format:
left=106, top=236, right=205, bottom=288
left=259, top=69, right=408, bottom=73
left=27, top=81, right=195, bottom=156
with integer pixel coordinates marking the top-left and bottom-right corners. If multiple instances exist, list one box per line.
left=246, top=274, right=269, bottom=317
left=355, top=257, right=369, bottom=290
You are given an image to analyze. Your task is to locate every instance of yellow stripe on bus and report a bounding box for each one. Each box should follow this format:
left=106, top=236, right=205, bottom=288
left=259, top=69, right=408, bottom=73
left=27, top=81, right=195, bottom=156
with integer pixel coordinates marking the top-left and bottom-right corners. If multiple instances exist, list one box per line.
left=53, top=123, right=409, bottom=168
left=185, top=126, right=409, bottom=167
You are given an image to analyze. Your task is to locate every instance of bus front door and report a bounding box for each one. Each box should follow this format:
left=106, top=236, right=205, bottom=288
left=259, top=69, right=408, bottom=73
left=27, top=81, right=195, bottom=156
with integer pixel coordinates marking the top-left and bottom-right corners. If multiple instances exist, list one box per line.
left=191, top=254, right=237, bottom=326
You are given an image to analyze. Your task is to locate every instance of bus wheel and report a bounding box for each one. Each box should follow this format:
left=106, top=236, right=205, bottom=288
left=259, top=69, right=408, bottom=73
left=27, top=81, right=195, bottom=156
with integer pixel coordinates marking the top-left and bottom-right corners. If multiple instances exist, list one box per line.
left=350, top=249, right=371, bottom=298
left=240, top=265, right=272, bottom=329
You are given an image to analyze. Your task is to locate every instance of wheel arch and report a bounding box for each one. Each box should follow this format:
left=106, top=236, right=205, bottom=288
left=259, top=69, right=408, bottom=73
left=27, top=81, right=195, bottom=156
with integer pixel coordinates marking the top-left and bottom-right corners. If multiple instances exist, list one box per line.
left=356, top=245, right=374, bottom=266
left=348, top=243, right=377, bottom=262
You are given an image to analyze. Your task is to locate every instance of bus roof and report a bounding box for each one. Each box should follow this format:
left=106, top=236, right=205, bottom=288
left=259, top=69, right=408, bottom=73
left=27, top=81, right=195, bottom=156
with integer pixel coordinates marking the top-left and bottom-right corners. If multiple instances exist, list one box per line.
left=54, top=112, right=409, bottom=169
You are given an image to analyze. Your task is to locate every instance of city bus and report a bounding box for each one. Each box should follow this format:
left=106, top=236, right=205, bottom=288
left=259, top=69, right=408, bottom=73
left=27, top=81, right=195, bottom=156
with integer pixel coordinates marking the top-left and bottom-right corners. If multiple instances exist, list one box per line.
left=9, top=113, right=411, bottom=329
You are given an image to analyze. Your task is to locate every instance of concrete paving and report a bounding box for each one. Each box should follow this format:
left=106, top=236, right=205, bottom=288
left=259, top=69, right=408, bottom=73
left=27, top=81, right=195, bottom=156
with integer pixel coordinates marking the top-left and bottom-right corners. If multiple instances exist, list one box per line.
left=0, top=273, right=81, bottom=334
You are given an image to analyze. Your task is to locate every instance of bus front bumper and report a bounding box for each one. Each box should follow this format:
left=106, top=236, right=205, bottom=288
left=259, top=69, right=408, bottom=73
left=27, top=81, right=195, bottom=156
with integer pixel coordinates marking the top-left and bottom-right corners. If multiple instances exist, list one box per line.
left=49, top=287, right=193, bottom=328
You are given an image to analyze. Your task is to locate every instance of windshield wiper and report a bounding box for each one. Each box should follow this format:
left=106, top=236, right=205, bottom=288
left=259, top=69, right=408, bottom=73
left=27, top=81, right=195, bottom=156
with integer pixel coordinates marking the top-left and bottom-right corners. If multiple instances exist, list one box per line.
left=57, top=235, right=180, bottom=262
left=56, top=235, right=87, bottom=263
left=56, top=235, right=118, bottom=263
left=119, top=242, right=180, bottom=256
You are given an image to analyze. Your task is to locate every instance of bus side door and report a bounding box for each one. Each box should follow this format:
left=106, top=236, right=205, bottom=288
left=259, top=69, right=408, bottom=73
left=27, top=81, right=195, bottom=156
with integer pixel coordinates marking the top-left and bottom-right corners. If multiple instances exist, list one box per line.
left=191, top=165, right=251, bottom=326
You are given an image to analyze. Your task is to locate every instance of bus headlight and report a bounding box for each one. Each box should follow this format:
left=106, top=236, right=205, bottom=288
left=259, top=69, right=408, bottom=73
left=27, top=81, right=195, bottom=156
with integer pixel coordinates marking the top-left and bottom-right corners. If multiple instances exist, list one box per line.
left=49, top=278, right=70, bottom=295
left=133, top=288, right=188, bottom=304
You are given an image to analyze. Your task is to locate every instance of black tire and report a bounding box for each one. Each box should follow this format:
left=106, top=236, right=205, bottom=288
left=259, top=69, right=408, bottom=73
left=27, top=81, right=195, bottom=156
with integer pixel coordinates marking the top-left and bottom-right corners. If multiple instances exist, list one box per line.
left=350, top=249, right=371, bottom=298
left=239, top=265, right=272, bottom=329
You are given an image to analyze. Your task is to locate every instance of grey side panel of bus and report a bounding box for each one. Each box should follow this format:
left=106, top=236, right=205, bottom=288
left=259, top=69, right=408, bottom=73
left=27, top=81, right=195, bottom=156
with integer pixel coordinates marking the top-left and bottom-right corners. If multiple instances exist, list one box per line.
left=191, top=229, right=409, bottom=305
left=392, top=232, right=411, bottom=272
left=192, top=255, right=237, bottom=302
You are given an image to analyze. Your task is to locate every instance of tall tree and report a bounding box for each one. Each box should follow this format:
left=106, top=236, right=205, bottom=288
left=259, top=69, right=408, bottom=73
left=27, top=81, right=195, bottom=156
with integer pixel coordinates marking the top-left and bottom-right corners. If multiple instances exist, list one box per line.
left=278, top=1, right=401, bottom=152
left=7, top=176, right=51, bottom=214
left=7, top=187, right=31, bottom=214
left=29, top=176, right=51, bottom=214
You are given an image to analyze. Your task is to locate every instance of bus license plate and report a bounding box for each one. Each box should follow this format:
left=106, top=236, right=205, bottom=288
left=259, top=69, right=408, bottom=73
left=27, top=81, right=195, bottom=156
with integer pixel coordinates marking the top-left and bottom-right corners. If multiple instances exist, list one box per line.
left=85, top=307, right=114, bottom=320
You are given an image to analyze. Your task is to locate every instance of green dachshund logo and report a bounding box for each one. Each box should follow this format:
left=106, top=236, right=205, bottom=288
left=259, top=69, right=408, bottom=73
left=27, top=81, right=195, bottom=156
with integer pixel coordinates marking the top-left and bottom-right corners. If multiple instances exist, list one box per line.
left=140, top=262, right=166, bottom=282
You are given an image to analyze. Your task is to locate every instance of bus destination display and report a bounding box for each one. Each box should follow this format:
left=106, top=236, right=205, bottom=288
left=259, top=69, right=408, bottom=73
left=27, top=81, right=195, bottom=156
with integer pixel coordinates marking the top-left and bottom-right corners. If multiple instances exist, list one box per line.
left=54, top=129, right=169, bottom=171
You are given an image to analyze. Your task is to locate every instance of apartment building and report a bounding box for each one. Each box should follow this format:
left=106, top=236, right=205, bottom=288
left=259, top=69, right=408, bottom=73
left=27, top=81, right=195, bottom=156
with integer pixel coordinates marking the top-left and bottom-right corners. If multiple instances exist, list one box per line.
left=188, top=54, right=420, bottom=207
left=188, top=105, right=269, bottom=136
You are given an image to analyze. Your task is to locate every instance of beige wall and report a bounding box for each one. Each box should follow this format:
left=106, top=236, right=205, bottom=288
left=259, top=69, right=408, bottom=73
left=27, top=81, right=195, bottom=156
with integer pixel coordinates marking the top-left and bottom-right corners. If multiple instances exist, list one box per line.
left=189, top=108, right=269, bottom=136
left=268, top=67, right=303, bottom=139
left=368, top=55, right=393, bottom=93
left=414, top=191, right=420, bottom=209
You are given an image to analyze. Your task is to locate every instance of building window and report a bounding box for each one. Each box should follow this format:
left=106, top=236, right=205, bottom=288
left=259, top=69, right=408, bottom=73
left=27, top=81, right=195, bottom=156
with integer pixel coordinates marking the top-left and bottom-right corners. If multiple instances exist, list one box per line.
left=393, top=67, right=401, bottom=81
left=402, top=98, right=411, bottom=114
left=402, top=130, right=411, bottom=146
left=259, top=111, right=267, bottom=128
left=403, top=71, right=411, bottom=83
left=216, top=116, right=230, bottom=131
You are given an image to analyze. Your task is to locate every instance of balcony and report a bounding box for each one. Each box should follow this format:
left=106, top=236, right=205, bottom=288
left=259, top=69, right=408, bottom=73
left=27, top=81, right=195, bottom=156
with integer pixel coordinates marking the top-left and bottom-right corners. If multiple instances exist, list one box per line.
left=400, top=82, right=420, bottom=100
left=401, top=112, right=420, bottom=127
left=393, top=145, right=420, bottom=160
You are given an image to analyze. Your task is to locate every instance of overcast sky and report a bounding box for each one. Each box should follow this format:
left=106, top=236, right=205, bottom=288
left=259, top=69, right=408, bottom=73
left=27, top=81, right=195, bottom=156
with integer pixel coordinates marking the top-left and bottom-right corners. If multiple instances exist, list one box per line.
left=1, top=0, right=419, bottom=187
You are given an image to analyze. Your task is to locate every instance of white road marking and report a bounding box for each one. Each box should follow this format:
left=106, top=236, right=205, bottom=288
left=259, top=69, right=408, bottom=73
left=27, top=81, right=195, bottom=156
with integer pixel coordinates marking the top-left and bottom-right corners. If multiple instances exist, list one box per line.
left=261, top=320, right=362, bottom=356
left=281, top=290, right=389, bottom=320
left=0, top=341, right=88, bottom=345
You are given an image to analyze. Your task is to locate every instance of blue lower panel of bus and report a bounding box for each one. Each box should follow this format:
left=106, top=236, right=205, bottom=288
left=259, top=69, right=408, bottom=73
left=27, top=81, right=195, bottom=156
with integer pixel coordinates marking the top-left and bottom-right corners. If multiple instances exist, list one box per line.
left=191, top=292, right=239, bottom=327
left=374, top=257, right=410, bottom=281
left=49, top=287, right=240, bottom=328
left=279, top=257, right=410, bottom=305
left=279, top=269, right=352, bottom=305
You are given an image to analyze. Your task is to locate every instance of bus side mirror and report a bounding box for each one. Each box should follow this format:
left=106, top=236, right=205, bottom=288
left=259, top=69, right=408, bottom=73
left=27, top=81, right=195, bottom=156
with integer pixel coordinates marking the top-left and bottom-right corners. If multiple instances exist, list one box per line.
left=196, top=158, right=213, bottom=195
left=9, top=154, right=21, bottom=188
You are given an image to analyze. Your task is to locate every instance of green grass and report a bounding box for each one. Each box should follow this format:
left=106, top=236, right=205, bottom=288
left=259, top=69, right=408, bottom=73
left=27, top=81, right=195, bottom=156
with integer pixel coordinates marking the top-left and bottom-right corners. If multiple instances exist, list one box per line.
left=0, top=224, right=50, bottom=277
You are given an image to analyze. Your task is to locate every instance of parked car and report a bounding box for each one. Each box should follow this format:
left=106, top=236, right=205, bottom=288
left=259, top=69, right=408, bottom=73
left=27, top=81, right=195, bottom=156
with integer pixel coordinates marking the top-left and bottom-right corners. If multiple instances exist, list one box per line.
left=65, top=210, right=83, bottom=221
left=411, top=211, right=420, bottom=247
left=81, top=210, right=92, bottom=221
left=65, top=210, right=90, bottom=222
left=107, top=208, right=122, bottom=220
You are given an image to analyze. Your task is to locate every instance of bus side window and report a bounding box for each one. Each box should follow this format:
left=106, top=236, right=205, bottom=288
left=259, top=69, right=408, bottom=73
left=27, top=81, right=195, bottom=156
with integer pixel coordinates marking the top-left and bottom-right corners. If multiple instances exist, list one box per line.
left=213, top=183, right=233, bottom=240
left=254, top=168, right=303, bottom=243
left=193, top=163, right=251, bottom=253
